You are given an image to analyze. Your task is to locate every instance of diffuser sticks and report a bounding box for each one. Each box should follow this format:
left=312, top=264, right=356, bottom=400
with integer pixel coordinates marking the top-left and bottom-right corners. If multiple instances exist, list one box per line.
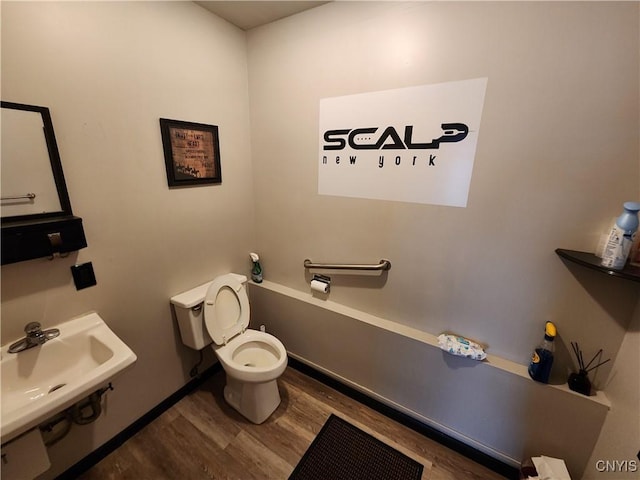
left=568, top=342, right=610, bottom=396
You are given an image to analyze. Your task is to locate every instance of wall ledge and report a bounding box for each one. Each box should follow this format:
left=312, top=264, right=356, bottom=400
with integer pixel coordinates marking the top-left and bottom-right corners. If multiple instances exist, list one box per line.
left=250, top=280, right=611, bottom=410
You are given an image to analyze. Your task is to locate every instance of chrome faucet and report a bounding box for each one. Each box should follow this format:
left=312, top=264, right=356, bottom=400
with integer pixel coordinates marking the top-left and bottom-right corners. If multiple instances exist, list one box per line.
left=7, top=322, right=60, bottom=353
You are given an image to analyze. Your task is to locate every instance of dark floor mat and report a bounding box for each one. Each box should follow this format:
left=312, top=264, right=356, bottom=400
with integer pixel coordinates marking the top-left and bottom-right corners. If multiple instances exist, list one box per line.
left=289, top=414, right=424, bottom=480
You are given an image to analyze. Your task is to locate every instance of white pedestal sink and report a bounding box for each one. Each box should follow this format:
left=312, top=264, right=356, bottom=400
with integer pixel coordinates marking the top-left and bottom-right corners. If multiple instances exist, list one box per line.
left=1, top=312, right=137, bottom=444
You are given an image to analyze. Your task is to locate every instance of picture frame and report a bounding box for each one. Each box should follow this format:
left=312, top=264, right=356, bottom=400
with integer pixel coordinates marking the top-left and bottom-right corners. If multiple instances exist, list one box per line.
left=159, top=118, right=222, bottom=187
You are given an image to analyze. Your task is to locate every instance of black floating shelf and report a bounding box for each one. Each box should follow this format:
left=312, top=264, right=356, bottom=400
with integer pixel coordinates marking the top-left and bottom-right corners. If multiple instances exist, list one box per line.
left=555, top=249, right=640, bottom=283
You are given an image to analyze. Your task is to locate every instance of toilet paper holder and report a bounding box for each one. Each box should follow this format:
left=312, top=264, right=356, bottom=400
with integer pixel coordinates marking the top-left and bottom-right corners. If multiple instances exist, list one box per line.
left=311, top=274, right=331, bottom=293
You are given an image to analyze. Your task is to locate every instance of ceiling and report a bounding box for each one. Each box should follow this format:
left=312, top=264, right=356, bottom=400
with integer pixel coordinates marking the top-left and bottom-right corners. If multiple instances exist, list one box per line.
left=195, top=1, right=329, bottom=31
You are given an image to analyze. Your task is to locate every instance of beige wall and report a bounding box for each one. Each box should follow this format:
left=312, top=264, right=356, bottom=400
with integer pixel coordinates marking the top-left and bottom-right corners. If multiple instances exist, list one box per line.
left=584, top=299, right=640, bottom=479
left=1, top=1, right=639, bottom=479
left=247, top=1, right=639, bottom=382
left=246, top=2, right=639, bottom=478
left=584, top=7, right=640, bottom=474
left=1, top=2, right=253, bottom=477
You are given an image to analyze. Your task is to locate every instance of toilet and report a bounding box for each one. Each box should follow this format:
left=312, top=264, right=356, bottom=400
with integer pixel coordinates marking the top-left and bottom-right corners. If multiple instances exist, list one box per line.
left=170, top=273, right=287, bottom=424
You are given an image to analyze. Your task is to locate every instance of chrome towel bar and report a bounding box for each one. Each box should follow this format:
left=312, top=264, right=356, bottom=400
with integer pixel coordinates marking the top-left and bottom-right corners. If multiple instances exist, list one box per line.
left=304, top=259, right=391, bottom=271
left=1, top=193, right=36, bottom=201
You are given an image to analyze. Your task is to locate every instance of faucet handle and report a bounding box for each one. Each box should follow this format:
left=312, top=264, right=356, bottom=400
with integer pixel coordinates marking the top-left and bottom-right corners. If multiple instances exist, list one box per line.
left=25, top=322, right=42, bottom=335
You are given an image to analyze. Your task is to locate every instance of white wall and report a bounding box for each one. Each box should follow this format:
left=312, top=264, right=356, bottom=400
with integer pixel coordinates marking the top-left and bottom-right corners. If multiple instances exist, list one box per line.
left=1, top=2, right=253, bottom=477
left=584, top=299, right=640, bottom=479
left=584, top=7, right=640, bottom=474
left=584, top=12, right=640, bottom=470
left=246, top=2, right=639, bottom=478
left=247, top=0, right=639, bottom=390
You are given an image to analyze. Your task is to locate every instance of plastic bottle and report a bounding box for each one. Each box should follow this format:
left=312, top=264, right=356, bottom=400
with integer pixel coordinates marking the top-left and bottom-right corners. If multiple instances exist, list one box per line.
left=528, top=321, right=556, bottom=384
left=601, top=201, right=640, bottom=270
left=250, top=252, right=263, bottom=283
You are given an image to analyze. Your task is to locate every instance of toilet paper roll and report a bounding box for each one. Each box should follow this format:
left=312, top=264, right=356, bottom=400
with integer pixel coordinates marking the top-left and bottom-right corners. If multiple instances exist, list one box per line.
left=310, top=279, right=329, bottom=293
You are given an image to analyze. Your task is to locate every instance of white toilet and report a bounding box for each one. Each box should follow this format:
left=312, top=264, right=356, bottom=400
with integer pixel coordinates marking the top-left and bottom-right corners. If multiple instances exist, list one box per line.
left=170, top=273, right=287, bottom=424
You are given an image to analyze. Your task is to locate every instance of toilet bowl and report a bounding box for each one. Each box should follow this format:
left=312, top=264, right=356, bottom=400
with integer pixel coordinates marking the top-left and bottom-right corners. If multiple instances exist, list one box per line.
left=170, top=273, right=287, bottom=424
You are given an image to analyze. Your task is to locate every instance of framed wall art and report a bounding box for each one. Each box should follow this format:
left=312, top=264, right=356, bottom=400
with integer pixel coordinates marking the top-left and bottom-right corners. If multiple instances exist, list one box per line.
left=159, top=118, right=222, bottom=187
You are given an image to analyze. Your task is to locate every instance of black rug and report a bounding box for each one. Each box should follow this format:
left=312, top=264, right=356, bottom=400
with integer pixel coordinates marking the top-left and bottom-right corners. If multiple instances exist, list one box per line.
left=289, top=414, right=424, bottom=480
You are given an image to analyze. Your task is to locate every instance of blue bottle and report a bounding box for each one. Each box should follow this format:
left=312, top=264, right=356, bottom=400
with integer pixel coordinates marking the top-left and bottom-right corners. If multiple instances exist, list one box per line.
left=601, top=201, right=640, bottom=270
left=528, top=321, right=556, bottom=384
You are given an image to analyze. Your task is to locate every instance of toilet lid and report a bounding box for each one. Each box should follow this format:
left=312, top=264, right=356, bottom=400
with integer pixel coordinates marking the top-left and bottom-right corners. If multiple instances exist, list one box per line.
left=203, top=274, right=250, bottom=345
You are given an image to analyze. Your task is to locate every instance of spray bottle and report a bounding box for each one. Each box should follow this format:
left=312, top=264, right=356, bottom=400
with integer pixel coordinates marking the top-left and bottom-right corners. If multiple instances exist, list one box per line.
left=250, top=252, right=263, bottom=283
left=528, top=321, right=556, bottom=384
left=601, top=201, right=640, bottom=270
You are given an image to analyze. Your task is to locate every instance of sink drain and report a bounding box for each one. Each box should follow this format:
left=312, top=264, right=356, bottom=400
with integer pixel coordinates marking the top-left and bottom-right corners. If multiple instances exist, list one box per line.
left=48, top=384, right=66, bottom=394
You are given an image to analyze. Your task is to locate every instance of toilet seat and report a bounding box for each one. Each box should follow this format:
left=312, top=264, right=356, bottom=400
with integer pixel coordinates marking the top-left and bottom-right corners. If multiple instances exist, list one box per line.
left=215, top=330, right=287, bottom=383
left=204, top=274, right=250, bottom=345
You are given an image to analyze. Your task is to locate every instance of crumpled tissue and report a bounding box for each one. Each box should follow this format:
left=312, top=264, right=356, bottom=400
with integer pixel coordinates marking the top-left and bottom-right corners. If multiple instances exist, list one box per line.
left=528, top=456, right=571, bottom=480
left=437, top=334, right=486, bottom=361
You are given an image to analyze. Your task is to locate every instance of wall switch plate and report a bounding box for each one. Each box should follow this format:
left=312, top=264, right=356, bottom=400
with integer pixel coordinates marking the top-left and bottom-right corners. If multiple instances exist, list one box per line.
left=71, top=262, right=97, bottom=290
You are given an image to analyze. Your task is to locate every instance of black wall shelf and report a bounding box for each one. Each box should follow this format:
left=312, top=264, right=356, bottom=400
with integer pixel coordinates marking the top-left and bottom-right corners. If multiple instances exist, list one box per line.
left=555, top=249, right=640, bottom=283
left=1, top=216, right=87, bottom=265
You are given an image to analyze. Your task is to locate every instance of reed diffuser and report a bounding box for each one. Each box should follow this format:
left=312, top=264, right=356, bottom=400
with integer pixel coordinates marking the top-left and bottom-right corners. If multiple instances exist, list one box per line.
left=568, top=342, right=610, bottom=396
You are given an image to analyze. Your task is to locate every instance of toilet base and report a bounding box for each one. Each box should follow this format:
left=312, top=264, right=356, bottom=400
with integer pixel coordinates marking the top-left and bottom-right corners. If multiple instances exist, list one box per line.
left=223, top=375, right=281, bottom=424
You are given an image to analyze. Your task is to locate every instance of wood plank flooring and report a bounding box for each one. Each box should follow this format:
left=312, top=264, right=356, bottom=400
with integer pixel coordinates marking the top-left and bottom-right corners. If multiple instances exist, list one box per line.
left=78, top=367, right=507, bottom=480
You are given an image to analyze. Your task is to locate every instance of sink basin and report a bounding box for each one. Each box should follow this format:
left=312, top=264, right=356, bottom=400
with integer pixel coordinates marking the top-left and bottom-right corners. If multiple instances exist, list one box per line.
left=1, top=312, right=136, bottom=444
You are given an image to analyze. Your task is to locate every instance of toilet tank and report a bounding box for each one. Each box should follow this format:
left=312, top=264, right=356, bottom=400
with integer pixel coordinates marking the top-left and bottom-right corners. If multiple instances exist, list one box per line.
left=169, top=274, right=248, bottom=350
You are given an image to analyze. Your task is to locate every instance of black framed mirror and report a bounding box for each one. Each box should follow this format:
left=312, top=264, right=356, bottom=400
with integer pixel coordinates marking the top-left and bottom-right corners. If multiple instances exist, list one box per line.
left=1, top=101, right=72, bottom=221
left=1, top=101, right=87, bottom=264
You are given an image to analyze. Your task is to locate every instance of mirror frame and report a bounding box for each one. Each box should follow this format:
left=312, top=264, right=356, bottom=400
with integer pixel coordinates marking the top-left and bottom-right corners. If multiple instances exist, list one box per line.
left=1, top=101, right=73, bottom=224
left=1, top=101, right=87, bottom=266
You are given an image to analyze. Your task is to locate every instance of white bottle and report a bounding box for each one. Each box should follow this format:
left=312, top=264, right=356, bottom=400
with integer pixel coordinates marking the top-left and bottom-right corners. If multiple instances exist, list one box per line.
left=601, top=202, right=640, bottom=269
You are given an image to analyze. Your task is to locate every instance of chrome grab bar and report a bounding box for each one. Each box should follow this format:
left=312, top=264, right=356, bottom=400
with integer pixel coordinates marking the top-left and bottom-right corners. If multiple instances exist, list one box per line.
left=1, top=193, right=36, bottom=201
left=303, top=259, right=391, bottom=271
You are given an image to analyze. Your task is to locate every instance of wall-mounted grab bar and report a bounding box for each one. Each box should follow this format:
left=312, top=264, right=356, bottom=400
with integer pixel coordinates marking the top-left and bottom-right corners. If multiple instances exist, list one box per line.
left=304, top=259, right=391, bottom=271
left=1, top=193, right=36, bottom=201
